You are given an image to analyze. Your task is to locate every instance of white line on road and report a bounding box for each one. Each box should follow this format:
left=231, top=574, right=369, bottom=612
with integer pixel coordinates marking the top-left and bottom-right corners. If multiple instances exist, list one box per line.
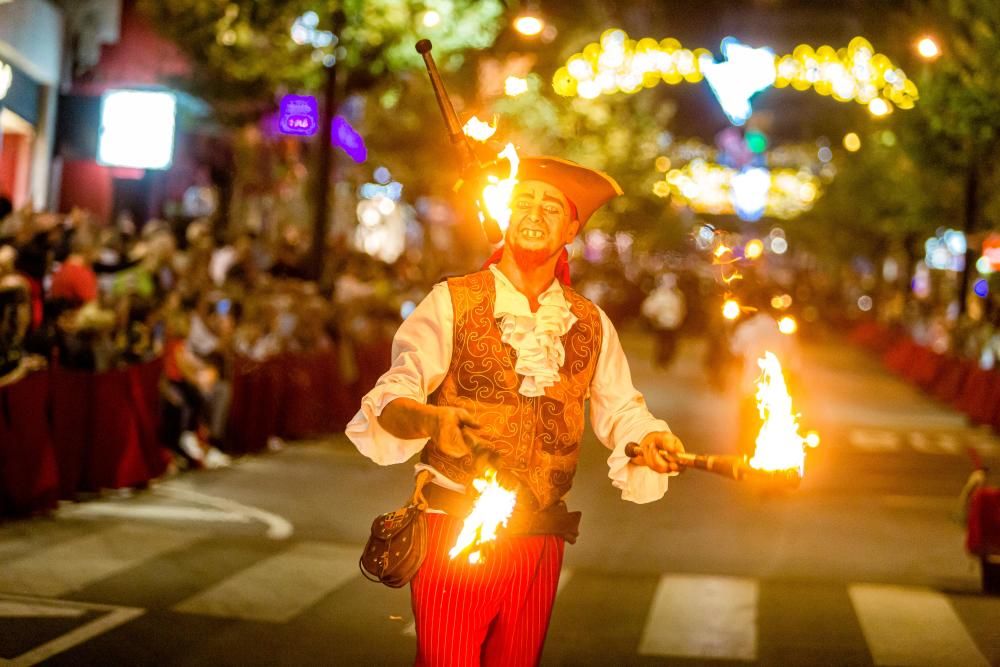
left=172, top=542, right=358, bottom=623
left=59, top=503, right=254, bottom=524
left=0, top=594, right=143, bottom=667
left=0, top=525, right=199, bottom=597
left=0, top=601, right=85, bottom=618
left=849, top=583, right=988, bottom=666
left=638, top=575, right=757, bottom=661
left=154, top=484, right=294, bottom=540
left=849, top=429, right=901, bottom=453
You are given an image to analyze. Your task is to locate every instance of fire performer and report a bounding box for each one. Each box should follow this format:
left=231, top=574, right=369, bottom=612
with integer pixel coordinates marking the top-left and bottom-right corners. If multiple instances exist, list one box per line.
left=347, top=158, right=685, bottom=666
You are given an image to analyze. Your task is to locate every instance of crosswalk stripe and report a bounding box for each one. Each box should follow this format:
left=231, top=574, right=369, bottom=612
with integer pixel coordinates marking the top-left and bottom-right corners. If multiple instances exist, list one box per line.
left=849, top=583, right=989, bottom=666
left=0, top=524, right=199, bottom=597
left=638, top=575, right=757, bottom=660
left=849, top=429, right=901, bottom=452
left=172, top=542, right=358, bottom=623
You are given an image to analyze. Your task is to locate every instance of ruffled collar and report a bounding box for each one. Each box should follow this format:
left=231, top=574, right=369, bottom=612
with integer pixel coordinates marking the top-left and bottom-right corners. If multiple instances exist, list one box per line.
left=489, top=265, right=577, bottom=397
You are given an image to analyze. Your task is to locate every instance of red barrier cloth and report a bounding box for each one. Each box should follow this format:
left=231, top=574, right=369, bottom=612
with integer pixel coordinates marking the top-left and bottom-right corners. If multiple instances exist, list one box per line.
left=87, top=368, right=152, bottom=489
left=411, top=514, right=564, bottom=667
left=225, top=357, right=281, bottom=454
left=883, top=338, right=918, bottom=375
left=49, top=364, right=94, bottom=496
left=131, top=359, right=170, bottom=480
left=958, top=369, right=1000, bottom=426
left=352, top=339, right=392, bottom=406
left=967, top=487, right=1000, bottom=555
left=278, top=351, right=328, bottom=440
left=0, top=371, right=59, bottom=516
left=931, top=359, right=972, bottom=404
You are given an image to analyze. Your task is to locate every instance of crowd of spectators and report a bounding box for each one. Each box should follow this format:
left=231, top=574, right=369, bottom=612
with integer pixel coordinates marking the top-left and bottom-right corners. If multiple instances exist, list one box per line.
left=0, top=198, right=415, bottom=473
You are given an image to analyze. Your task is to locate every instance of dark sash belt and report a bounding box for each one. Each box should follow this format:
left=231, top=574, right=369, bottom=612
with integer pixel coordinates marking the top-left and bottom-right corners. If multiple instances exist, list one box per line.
left=422, top=483, right=582, bottom=544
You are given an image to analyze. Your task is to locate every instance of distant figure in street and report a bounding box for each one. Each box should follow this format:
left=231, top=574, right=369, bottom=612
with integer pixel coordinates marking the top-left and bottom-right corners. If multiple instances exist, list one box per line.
left=641, top=272, right=686, bottom=368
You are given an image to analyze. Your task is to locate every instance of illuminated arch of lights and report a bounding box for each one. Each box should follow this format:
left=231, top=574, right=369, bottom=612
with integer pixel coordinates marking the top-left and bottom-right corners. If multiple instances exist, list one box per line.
left=655, top=159, right=822, bottom=221
left=553, top=30, right=918, bottom=124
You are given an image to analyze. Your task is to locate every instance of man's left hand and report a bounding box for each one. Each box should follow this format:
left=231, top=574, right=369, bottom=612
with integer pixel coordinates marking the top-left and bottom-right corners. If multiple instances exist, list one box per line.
left=630, top=431, right=685, bottom=474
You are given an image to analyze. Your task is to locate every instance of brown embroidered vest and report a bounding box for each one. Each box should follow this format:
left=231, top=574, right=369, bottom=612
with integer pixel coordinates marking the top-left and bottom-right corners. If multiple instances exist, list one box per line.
left=422, top=270, right=603, bottom=510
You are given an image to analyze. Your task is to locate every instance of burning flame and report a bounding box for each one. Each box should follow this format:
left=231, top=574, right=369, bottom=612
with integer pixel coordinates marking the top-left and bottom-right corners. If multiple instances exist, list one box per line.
left=462, top=115, right=497, bottom=142
left=449, top=467, right=517, bottom=564
left=481, top=143, right=520, bottom=232
left=748, top=352, right=810, bottom=475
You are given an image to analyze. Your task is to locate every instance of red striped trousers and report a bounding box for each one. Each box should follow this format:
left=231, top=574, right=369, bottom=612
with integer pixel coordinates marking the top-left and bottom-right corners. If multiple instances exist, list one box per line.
left=411, top=513, right=565, bottom=667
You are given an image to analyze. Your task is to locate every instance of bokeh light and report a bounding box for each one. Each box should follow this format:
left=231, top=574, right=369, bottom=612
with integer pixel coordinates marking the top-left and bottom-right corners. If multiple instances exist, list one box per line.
left=770, top=237, right=788, bottom=254
left=974, top=279, right=989, bottom=298
left=858, top=295, right=873, bottom=311
left=778, top=316, right=798, bottom=335
left=868, top=98, right=891, bottom=117
left=916, top=36, right=940, bottom=60
left=843, top=132, right=861, bottom=152
left=514, top=14, right=544, bottom=36
left=723, top=299, right=741, bottom=320
left=745, top=239, right=764, bottom=260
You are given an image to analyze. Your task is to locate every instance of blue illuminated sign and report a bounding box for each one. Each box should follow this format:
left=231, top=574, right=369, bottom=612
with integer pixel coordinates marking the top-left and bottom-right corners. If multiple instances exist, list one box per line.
left=700, top=38, right=776, bottom=126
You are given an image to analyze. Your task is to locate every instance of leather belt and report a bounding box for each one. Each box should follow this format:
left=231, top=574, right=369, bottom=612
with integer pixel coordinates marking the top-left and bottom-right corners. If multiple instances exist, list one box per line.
left=422, top=483, right=581, bottom=544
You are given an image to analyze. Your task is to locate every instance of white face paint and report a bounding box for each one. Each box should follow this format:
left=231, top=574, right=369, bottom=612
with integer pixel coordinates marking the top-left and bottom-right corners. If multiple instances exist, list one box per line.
left=506, top=180, right=578, bottom=268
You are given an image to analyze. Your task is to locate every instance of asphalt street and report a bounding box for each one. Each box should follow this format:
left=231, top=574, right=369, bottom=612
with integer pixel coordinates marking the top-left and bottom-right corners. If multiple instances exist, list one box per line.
left=1, top=330, right=999, bottom=666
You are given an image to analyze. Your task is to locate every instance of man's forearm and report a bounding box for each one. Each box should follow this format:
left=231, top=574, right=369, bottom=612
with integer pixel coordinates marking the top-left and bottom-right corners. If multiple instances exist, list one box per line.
left=377, top=397, right=439, bottom=440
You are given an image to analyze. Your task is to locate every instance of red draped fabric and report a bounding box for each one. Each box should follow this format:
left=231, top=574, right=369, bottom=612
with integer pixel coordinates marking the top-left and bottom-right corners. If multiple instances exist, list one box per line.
left=0, top=371, right=60, bottom=516
left=967, top=487, right=1000, bottom=555
left=49, top=364, right=94, bottom=496
left=87, top=368, right=153, bottom=490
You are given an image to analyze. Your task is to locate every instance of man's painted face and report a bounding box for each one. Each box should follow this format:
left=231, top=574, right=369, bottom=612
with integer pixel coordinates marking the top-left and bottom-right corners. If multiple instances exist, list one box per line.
left=506, top=180, right=579, bottom=267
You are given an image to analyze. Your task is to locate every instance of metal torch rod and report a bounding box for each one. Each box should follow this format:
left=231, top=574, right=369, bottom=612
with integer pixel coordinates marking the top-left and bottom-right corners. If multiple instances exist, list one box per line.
left=415, top=39, right=504, bottom=244
left=624, top=443, right=748, bottom=480
left=415, top=39, right=475, bottom=159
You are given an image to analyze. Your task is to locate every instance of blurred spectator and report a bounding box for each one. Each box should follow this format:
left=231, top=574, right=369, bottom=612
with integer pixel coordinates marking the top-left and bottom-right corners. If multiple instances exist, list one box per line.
left=50, top=231, right=99, bottom=307
left=641, top=272, right=686, bottom=368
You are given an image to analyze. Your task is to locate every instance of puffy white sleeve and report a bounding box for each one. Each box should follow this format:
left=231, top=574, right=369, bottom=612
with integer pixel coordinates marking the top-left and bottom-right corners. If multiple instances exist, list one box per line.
left=589, top=307, right=673, bottom=504
left=345, top=282, right=454, bottom=465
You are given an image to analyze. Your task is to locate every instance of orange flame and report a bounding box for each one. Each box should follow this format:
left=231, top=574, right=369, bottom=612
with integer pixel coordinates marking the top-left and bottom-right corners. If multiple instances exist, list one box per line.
left=449, top=467, right=517, bottom=564
left=462, top=115, right=497, bottom=142
left=481, top=143, right=520, bottom=232
left=748, top=352, right=811, bottom=475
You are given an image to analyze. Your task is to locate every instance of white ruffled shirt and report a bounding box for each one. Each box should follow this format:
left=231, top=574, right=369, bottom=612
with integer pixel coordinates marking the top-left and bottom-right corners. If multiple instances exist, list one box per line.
left=345, top=265, right=673, bottom=504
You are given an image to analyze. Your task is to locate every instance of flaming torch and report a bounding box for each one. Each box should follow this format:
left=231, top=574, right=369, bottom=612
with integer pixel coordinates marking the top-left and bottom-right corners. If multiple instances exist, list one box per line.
left=449, top=465, right=518, bottom=564
left=626, top=351, right=816, bottom=488
left=416, top=40, right=517, bottom=245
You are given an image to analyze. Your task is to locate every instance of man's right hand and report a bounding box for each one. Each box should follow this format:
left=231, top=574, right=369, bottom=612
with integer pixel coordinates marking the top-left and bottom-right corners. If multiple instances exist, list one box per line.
left=431, top=406, right=485, bottom=459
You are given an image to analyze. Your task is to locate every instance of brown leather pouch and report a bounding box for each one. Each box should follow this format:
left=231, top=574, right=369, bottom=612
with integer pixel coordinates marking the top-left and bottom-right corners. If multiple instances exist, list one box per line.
left=359, top=471, right=431, bottom=588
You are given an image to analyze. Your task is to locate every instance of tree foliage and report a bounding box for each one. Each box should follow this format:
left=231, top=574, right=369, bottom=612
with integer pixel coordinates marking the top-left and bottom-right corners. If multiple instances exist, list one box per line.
left=137, top=0, right=506, bottom=123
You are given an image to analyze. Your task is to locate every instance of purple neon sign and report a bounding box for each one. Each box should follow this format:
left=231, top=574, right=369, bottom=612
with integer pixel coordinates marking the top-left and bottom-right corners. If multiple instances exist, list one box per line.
left=279, top=95, right=318, bottom=136
left=333, top=115, right=367, bottom=163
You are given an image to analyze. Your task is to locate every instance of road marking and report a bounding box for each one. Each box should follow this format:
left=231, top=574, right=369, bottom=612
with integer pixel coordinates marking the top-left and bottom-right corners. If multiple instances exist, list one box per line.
left=154, top=484, right=294, bottom=540
left=0, top=594, right=143, bottom=667
left=59, top=503, right=254, bottom=524
left=849, top=429, right=900, bottom=452
left=0, top=601, right=85, bottom=618
left=0, top=525, right=199, bottom=597
left=172, top=542, right=357, bottom=623
left=638, top=575, right=757, bottom=660
left=402, top=568, right=574, bottom=637
left=849, top=584, right=988, bottom=666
